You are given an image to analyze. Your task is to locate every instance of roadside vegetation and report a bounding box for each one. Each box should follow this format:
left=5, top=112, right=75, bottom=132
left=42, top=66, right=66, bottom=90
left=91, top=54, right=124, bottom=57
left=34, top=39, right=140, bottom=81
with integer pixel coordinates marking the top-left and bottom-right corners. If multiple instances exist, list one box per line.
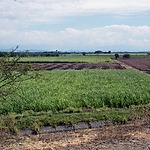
left=0, top=104, right=149, bottom=134
left=0, top=53, right=150, bottom=134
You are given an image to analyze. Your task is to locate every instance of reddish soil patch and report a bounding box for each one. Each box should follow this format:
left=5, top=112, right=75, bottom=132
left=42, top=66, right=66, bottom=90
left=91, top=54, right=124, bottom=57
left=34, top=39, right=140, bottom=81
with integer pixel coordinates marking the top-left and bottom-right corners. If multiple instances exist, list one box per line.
left=31, top=62, right=125, bottom=71
left=119, top=58, right=150, bottom=74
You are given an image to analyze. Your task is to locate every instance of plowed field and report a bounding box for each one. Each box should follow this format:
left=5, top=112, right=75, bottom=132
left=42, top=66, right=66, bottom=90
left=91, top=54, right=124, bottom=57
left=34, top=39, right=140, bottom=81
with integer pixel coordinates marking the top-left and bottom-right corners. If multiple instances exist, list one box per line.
left=31, top=62, right=125, bottom=70
left=119, top=58, right=150, bottom=74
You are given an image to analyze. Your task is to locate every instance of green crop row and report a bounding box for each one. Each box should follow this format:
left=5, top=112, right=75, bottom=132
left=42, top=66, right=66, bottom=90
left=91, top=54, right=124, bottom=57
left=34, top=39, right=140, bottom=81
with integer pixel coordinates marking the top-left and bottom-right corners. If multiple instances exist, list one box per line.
left=0, top=70, right=150, bottom=115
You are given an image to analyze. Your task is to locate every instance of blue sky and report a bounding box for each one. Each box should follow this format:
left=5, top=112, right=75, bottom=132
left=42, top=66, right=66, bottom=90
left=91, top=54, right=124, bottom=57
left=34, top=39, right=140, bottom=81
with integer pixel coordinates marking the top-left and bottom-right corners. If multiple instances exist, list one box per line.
left=0, top=0, right=150, bottom=52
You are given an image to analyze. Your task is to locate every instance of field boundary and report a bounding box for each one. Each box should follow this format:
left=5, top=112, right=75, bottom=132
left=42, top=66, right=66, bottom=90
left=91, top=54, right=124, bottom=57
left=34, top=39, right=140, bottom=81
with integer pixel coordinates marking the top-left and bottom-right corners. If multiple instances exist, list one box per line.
left=114, top=60, right=133, bottom=69
left=1, top=119, right=150, bottom=150
left=18, top=116, right=150, bottom=136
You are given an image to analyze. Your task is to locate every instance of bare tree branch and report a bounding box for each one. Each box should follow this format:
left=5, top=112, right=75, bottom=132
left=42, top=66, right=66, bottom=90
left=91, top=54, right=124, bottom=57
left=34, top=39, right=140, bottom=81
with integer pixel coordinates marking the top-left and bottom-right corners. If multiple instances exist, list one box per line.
left=0, top=46, right=34, bottom=97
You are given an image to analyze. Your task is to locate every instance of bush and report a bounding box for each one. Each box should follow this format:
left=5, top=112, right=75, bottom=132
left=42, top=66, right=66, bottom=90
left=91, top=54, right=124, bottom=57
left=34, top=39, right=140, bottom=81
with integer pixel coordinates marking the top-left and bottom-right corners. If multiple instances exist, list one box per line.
left=114, top=53, right=119, bottom=59
left=82, top=52, right=86, bottom=56
left=123, top=54, right=130, bottom=58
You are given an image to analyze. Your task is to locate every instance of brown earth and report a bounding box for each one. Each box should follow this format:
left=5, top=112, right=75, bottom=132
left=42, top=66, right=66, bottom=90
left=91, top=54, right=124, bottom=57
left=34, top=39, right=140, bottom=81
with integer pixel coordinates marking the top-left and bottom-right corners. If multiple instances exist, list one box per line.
left=27, top=58, right=150, bottom=74
left=119, top=58, right=150, bottom=74
left=0, top=121, right=150, bottom=150
left=31, top=62, right=125, bottom=71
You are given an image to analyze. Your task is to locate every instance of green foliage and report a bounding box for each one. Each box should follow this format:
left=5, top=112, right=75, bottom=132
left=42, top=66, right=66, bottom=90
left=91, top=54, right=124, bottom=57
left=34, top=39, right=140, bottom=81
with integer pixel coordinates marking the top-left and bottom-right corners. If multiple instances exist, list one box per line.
left=0, top=105, right=149, bottom=134
left=82, top=52, right=86, bottom=56
left=0, top=51, right=59, bottom=57
left=115, top=53, right=119, bottom=59
left=0, top=70, right=149, bottom=115
left=123, top=53, right=131, bottom=58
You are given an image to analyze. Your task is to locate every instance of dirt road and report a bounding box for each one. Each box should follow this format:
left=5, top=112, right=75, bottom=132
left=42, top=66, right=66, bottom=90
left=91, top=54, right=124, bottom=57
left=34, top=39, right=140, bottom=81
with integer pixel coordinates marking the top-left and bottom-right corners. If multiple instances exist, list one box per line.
left=0, top=122, right=150, bottom=150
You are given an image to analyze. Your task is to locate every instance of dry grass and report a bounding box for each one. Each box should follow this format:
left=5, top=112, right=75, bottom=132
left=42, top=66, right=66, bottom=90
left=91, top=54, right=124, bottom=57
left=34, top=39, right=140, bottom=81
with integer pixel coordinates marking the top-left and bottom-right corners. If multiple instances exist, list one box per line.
left=0, top=120, right=150, bottom=150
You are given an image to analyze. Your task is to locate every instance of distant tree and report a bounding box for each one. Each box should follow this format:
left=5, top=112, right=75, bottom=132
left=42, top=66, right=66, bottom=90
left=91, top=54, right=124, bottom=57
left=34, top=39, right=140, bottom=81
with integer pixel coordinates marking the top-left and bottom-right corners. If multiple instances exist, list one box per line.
left=0, top=46, right=34, bottom=97
left=82, top=52, right=86, bottom=56
left=115, top=53, right=119, bottom=59
left=108, top=51, right=111, bottom=54
left=0, top=52, right=7, bottom=57
left=123, top=53, right=130, bottom=59
left=94, top=50, right=103, bottom=54
left=54, top=50, right=59, bottom=57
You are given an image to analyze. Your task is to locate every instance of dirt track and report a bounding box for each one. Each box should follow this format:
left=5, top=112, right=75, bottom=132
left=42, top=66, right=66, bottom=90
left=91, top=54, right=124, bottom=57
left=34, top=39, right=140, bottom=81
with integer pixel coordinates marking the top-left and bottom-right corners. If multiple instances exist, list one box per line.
left=0, top=122, right=150, bottom=150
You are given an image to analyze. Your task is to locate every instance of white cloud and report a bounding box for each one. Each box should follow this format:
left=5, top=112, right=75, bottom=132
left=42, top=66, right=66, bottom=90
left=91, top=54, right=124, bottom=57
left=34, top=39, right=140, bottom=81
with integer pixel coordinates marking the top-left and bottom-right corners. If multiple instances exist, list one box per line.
left=1, top=25, right=149, bottom=51
left=0, top=1, right=150, bottom=51
left=0, top=0, right=150, bottom=30
left=0, top=0, right=150, bottom=26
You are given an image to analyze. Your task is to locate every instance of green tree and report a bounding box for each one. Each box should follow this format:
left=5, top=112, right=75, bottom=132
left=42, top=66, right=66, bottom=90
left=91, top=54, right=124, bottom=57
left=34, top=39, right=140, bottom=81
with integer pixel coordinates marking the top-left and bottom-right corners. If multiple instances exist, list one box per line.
left=115, top=53, right=119, bottom=59
left=82, top=52, right=86, bottom=56
left=123, top=53, right=130, bottom=58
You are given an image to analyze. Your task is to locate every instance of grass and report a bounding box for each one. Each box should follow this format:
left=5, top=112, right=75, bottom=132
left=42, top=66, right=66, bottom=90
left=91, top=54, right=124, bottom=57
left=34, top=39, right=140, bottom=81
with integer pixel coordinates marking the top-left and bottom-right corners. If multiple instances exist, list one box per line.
left=0, top=104, right=149, bottom=134
left=19, top=53, right=150, bottom=63
left=19, top=54, right=113, bottom=63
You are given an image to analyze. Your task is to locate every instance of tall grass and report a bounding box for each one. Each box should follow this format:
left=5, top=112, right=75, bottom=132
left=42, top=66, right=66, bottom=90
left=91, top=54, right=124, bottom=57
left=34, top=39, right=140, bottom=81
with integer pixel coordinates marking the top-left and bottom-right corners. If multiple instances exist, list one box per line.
left=0, top=70, right=150, bottom=115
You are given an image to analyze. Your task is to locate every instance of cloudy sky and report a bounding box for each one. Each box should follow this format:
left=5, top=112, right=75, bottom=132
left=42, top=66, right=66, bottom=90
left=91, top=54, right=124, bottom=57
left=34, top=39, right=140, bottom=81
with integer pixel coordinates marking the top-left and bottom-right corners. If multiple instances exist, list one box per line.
left=0, top=0, right=150, bottom=52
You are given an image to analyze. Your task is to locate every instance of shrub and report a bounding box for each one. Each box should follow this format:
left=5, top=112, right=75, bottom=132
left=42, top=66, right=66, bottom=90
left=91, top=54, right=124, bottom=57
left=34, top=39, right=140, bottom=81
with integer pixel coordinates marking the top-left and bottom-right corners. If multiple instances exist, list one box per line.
left=114, top=53, right=119, bottom=59
left=123, top=53, right=130, bottom=58
left=82, top=52, right=86, bottom=56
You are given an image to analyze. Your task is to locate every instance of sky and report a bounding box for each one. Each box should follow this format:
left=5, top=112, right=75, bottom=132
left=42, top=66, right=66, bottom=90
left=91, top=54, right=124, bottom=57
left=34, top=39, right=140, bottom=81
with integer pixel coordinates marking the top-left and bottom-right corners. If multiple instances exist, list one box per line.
left=0, top=0, right=150, bottom=52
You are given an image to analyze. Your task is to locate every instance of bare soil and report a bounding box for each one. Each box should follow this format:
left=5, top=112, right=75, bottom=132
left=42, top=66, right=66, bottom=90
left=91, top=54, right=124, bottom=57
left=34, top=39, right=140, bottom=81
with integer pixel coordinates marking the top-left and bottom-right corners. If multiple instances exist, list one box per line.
left=119, top=58, right=150, bottom=74
left=31, top=62, right=125, bottom=71
left=0, top=121, right=150, bottom=150
left=27, top=58, right=150, bottom=74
